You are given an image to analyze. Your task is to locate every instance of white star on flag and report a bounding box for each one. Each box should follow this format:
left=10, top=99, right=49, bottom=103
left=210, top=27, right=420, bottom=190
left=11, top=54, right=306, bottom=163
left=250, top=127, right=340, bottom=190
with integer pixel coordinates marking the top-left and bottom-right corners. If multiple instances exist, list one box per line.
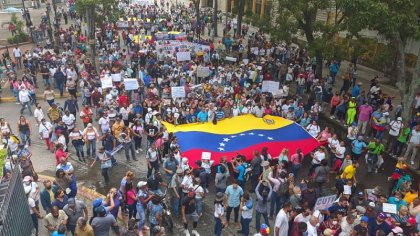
left=267, top=137, right=274, bottom=140
left=219, top=143, right=225, bottom=147
left=249, top=132, right=255, bottom=135
left=258, top=134, right=264, bottom=137
left=218, top=147, right=225, bottom=151
left=239, top=133, right=245, bottom=136
left=223, top=138, right=230, bottom=142
left=231, top=135, right=237, bottom=138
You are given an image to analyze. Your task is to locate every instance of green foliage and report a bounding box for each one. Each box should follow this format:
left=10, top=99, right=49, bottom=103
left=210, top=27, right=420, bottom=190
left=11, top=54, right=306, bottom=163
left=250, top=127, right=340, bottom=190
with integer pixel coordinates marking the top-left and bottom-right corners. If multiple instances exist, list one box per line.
left=7, top=33, right=29, bottom=44
left=250, top=14, right=271, bottom=34
left=0, top=148, right=7, bottom=177
left=76, top=0, right=122, bottom=26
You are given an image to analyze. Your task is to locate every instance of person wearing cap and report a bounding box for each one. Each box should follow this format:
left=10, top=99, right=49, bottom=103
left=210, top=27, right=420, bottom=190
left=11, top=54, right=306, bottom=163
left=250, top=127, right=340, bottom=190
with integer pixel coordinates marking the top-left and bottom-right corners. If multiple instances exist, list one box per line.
left=402, top=217, right=418, bottom=235
left=63, top=198, right=88, bottom=234
left=368, top=212, right=392, bottom=235
left=214, top=192, right=226, bottom=236
left=351, top=191, right=369, bottom=209
left=353, top=215, right=369, bottom=235
left=390, top=121, right=411, bottom=157
left=136, top=181, right=152, bottom=235
left=91, top=205, right=120, bottom=236
left=351, top=135, right=367, bottom=161
left=386, top=116, right=404, bottom=151
left=404, top=124, right=420, bottom=167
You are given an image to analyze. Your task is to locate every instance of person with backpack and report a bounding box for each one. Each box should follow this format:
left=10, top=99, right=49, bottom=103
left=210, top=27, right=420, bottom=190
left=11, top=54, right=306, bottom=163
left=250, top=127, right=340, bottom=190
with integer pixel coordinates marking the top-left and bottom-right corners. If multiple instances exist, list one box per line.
left=268, top=166, right=289, bottom=219
left=230, top=155, right=248, bottom=189
left=238, top=193, right=253, bottom=236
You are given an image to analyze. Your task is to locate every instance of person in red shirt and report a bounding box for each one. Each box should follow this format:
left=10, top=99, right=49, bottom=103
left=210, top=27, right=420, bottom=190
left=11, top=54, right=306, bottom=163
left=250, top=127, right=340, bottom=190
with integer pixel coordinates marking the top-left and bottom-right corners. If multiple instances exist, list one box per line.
left=55, top=143, right=70, bottom=165
left=118, top=91, right=129, bottom=108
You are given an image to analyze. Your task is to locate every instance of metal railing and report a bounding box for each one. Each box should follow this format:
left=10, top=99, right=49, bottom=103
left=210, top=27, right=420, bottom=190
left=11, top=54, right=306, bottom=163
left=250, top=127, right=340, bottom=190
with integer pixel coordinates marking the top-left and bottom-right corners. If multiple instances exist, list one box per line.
left=0, top=166, right=34, bottom=236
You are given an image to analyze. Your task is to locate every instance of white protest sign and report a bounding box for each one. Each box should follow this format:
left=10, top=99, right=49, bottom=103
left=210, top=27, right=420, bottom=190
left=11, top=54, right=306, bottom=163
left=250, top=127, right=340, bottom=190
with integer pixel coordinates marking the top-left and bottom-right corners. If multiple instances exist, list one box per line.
left=111, top=73, right=122, bottom=82
left=201, top=152, right=211, bottom=160
left=171, top=86, right=186, bottom=98
left=101, top=75, right=113, bottom=88
left=250, top=47, right=259, bottom=55
left=197, top=66, right=210, bottom=77
left=313, top=194, right=337, bottom=211
left=225, top=56, right=237, bottom=62
left=116, top=21, right=129, bottom=28
left=176, top=52, right=191, bottom=61
left=261, top=81, right=280, bottom=95
left=382, top=203, right=397, bottom=214
left=124, top=78, right=139, bottom=90
left=242, top=59, right=249, bottom=65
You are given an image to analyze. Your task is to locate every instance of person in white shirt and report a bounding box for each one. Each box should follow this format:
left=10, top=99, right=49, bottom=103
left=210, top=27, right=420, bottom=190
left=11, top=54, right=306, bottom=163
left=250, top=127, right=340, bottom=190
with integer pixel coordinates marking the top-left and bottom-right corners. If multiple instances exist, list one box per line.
left=213, top=192, right=226, bottom=236
left=306, top=121, right=320, bottom=138
left=333, top=141, right=346, bottom=160
left=386, top=117, right=403, bottom=151
left=239, top=193, right=253, bottom=235
left=306, top=215, right=319, bottom=236
left=12, top=46, right=22, bottom=69
left=404, top=124, right=420, bottom=166
left=33, top=103, right=44, bottom=126
left=19, top=87, right=33, bottom=115
left=98, top=112, right=110, bottom=134
left=38, top=118, right=53, bottom=150
left=62, top=110, right=76, bottom=130
left=274, top=202, right=292, bottom=236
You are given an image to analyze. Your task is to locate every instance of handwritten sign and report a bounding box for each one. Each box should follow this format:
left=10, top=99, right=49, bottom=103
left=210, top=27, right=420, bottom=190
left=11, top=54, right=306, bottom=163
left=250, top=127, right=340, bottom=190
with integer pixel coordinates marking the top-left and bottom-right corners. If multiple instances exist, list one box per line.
left=262, top=81, right=280, bottom=95
left=197, top=66, right=210, bottom=77
left=171, top=86, right=186, bottom=98
left=225, top=56, right=237, bottom=62
left=176, top=52, right=191, bottom=61
left=116, top=21, right=129, bottom=29
left=101, top=75, right=113, bottom=88
left=111, top=73, right=122, bottom=82
left=313, top=194, right=337, bottom=211
left=250, top=47, right=259, bottom=55
left=201, top=152, right=211, bottom=160
left=382, top=203, right=397, bottom=214
left=124, top=78, right=139, bottom=90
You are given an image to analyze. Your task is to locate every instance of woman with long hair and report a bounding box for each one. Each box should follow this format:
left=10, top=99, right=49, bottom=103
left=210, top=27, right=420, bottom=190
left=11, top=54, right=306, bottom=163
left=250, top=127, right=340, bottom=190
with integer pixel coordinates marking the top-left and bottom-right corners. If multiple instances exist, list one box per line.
left=255, top=180, right=272, bottom=232
left=214, top=192, right=226, bottom=236
left=17, top=115, right=31, bottom=146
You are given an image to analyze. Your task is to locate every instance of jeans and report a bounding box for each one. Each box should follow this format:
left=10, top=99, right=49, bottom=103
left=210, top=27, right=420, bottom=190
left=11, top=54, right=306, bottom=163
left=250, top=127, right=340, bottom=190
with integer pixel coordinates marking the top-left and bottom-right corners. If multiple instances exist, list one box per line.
left=196, top=198, right=203, bottom=216
left=367, top=153, right=378, bottom=173
left=101, top=167, right=110, bottom=184
left=133, top=136, right=142, bottom=150
left=136, top=204, right=146, bottom=230
left=56, top=82, right=64, bottom=96
left=43, top=78, right=51, bottom=87
left=240, top=217, right=251, bottom=236
left=255, top=211, right=269, bottom=231
left=291, top=164, right=301, bottom=179
left=13, top=89, right=19, bottom=102
left=391, top=141, right=405, bottom=156
left=72, top=141, right=85, bottom=159
left=226, top=206, right=239, bottom=223
left=270, top=194, right=286, bottom=217
left=86, top=140, right=96, bottom=157
left=68, top=224, right=76, bottom=235
left=238, top=179, right=245, bottom=189
left=214, top=217, right=223, bottom=236
left=147, top=160, right=160, bottom=178
left=123, top=141, right=136, bottom=161
left=46, top=99, right=55, bottom=107
left=172, top=195, right=180, bottom=216
left=20, top=101, right=33, bottom=115
left=127, top=203, right=137, bottom=219
left=20, top=130, right=31, bottom=146
left=31, top=213, right=38, bottom=234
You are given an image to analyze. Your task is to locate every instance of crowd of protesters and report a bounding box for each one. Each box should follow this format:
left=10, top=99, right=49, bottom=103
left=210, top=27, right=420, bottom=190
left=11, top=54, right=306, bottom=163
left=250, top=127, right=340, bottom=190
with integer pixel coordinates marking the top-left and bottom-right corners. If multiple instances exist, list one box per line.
left=0, top=0, right=419, bottom=235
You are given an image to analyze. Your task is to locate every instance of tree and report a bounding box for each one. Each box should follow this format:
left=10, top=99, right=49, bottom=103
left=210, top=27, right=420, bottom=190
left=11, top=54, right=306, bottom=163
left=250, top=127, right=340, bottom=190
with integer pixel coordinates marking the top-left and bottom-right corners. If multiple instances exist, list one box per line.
left=236, top=0, right=245, bottom=38
left=349, top=0, right=420, bottom=121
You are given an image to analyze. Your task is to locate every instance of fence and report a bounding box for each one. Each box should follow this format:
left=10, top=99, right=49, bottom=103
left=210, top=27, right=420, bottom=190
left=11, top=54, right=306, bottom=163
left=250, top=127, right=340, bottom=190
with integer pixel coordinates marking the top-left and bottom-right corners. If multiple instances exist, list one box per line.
left=0, top=166, right=34, bottom=236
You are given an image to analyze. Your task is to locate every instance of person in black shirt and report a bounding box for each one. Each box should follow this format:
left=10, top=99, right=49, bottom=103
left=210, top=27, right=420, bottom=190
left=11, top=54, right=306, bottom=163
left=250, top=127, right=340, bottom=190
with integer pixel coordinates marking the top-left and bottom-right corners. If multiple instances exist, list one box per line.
left=144, top=123, right=158, bottom=150
left=64, top=95, right=79, bottom=119
left=182, top=190, right=200, bottom=236
left=327, top=196, right=349, bottom=216
left=147, top=171, right=166, bottom=195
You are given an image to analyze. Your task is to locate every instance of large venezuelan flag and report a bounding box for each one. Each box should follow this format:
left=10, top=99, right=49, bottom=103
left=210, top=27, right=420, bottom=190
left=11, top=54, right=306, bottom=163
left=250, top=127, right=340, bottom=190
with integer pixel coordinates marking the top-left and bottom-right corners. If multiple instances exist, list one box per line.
left=163, top=115, right=319, bottom=165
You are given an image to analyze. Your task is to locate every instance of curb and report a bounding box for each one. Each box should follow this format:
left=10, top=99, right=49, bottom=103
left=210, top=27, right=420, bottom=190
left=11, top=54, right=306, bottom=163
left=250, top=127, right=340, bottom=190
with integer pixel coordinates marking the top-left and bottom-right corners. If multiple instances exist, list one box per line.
left=0, top=93, right=73, bottom=103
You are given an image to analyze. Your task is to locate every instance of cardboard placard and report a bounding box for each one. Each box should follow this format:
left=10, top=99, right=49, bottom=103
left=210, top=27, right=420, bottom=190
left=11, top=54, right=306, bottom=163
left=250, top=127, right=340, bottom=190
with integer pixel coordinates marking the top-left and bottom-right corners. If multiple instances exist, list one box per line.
left=171, top=86, right=186, bottom=98
left=262, top=81, right=280, bottom=94
left=201, top=152, right=211, bottom=160
left=313, top=194, right=337, bottom=211
left=101, top=75, right=113, bottom=88
left=197, top=66, right=210, bottom=77
left=176, top=52, right=191, bottom=61
left=225, top=56, right=237, bottom=62
left=382, top=203, right=397, bottom=214
left=124, top=78, right=139, bottom=90
left=111, top=73, right=122, bottom=82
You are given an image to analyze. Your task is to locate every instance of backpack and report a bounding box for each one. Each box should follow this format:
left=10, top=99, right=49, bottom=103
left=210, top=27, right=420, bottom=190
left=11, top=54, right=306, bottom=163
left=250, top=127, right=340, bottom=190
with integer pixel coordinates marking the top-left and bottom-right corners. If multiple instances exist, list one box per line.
left=276, top=179, right=289, bottom=197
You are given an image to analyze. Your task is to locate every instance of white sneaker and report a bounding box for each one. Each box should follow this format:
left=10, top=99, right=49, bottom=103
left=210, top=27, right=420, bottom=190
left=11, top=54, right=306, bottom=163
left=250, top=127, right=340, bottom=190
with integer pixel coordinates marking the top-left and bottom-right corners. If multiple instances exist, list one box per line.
left=411, top=161, right=415, bottom=165
left=135, top=150, right=139, bottom=154
left=139, top=148, right=143, bottom=151
left=192, top=230, right=200, bottom=236
left=184, top=229, right=191, bottom=236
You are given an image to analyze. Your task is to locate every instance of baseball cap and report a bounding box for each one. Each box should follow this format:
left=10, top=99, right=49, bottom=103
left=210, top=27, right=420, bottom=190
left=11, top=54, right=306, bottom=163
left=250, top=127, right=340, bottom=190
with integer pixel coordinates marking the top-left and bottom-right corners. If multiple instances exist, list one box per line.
left=94, top=206, right=106, bottom=214
left=357, top=191, right=364, bottom=197
left=377, top=212, right=387, bottom=219
left=361, top=216, right=369, bottom=222
left=92, top=198, right=103, bottom=208
left=407, top=217, right=416, bottom=225
left=67, top=198, right=76, bottom=207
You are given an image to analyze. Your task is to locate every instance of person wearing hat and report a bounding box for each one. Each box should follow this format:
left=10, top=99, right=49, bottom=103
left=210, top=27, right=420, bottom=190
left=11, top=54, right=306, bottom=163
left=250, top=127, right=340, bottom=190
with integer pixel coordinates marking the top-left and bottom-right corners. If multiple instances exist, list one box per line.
left=353, top=215, right=369, bottom=234
left=386, top=116, right=404, bottom=151
left=63, top=198, right=88, bottom=235
left=91, top=205, right=120, bottom=236
left=404, top=124, right=420, bottom=167
left=136, top=181, right=152, bottom=235
left=368, top=212, right=392, bottom=235
left=214, top=192, right=226, bottom=236
left=351, top=135, right=367, bottom=161
left=168, top=168, right=183, bottom=216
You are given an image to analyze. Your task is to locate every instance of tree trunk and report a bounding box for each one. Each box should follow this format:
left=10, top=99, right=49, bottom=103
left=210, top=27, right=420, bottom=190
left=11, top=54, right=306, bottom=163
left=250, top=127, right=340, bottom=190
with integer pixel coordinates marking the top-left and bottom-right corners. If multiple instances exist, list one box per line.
left=316, top=51, right=323, bottom=78
left=86, top=7, right=96, bottom=67
left=213, top=0, right=218, bottom=38
left=236, top=0, right=245, bottom=38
